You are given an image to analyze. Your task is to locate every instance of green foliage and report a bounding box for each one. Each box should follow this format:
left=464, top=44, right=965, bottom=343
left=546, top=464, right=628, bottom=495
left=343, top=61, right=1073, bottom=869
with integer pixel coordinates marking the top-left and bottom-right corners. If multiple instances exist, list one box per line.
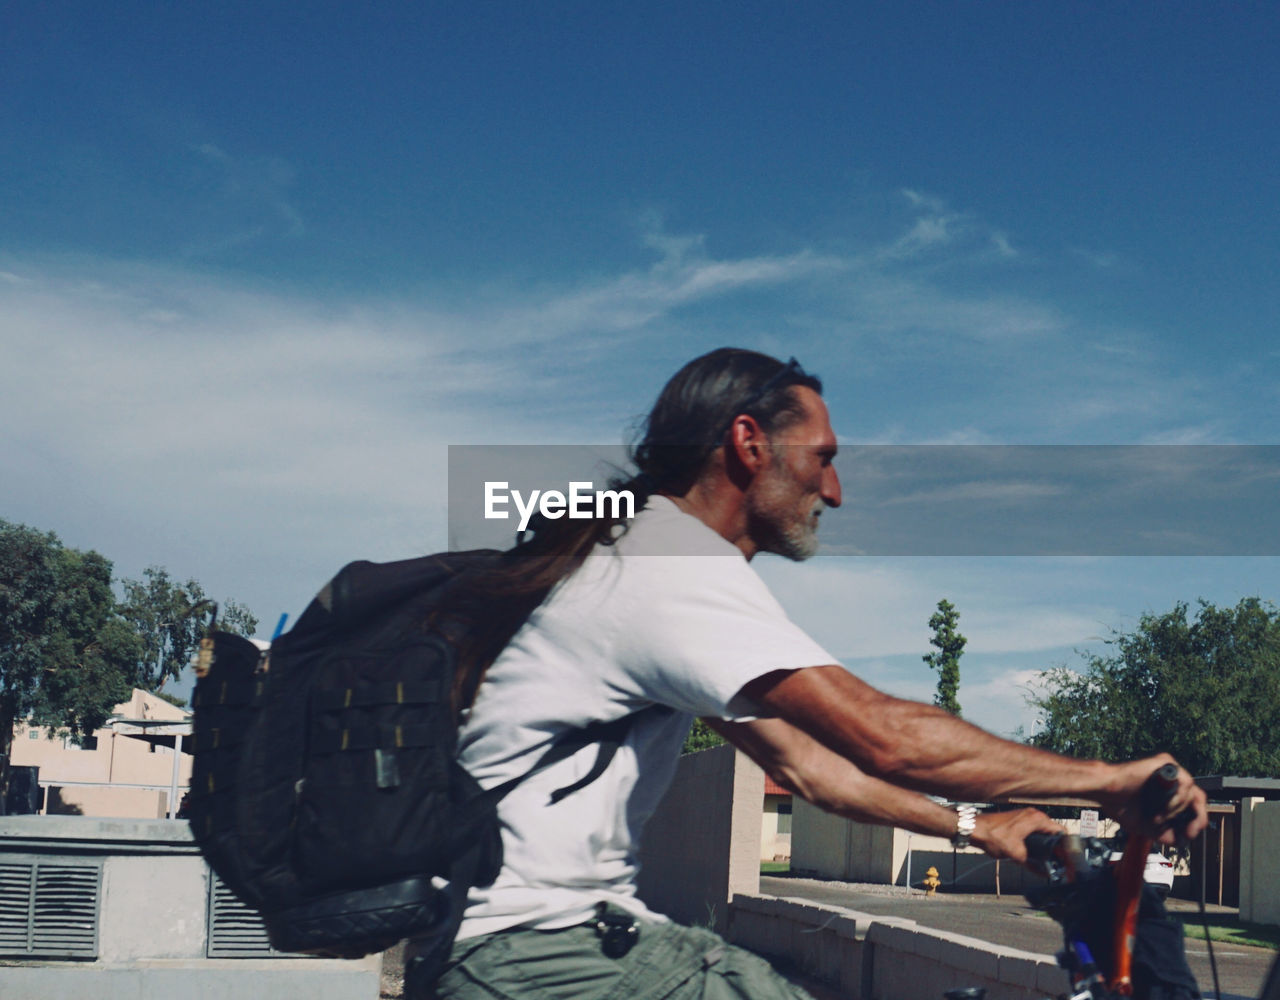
left=923, top=598, right=966, bottom=716
left=682, top=717, right=726, bottom=754
left=0, top=521, right=61, bottom=722
left=119, top=567, right=257, bottom=692
left=1, top=519, right=261, bottom=798
left=0, top=522, right=139, bottom=766
left=1029, top=598, right=1280, bottom=777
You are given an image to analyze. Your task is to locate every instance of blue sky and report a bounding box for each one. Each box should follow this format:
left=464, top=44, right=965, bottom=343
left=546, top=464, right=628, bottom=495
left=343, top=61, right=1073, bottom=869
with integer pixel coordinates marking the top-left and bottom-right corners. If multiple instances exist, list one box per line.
left=3, top=3, right=1277, bottom=736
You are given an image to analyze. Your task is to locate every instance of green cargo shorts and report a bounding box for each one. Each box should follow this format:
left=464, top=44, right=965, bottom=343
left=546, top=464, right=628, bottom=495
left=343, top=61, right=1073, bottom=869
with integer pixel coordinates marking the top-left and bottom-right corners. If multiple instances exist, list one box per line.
left=433, top=915, right=814, bottom=1000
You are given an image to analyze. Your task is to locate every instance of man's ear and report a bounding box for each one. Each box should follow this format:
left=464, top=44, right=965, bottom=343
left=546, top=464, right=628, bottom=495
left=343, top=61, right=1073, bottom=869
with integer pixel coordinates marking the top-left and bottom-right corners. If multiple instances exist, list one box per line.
left=726, top=414, right=771, bottom=475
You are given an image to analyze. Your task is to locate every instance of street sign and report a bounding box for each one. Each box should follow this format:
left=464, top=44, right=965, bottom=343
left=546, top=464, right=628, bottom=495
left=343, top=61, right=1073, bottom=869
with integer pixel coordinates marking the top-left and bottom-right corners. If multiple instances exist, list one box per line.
left=1080, top=809, right=1099, bottom=836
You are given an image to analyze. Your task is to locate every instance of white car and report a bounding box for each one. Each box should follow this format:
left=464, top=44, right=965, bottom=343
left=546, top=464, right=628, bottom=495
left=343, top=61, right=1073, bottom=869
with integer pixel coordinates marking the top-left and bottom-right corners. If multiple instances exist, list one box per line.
left=1109, top=849, right=1176, bottom=897
left=1144, top=851, right=1176, bottom=896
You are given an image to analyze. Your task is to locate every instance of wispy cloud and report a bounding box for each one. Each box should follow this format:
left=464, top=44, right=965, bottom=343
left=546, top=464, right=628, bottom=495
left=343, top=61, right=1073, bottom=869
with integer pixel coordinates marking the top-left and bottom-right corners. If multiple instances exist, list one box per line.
left=990, top=233, right=1018, bottom=258
left=1069, top=246, right=1124, bottom=270
left=882, top=188, right=1023, bottom=265
left=530, top=245, right=839, bottom=338
left=879, top=189, right=968, bottom=261
left=180, top=142, right=305, bottom=257
left=3, top=189, right=1270, bottom=628
left=0, top=234, right=849, bottom=616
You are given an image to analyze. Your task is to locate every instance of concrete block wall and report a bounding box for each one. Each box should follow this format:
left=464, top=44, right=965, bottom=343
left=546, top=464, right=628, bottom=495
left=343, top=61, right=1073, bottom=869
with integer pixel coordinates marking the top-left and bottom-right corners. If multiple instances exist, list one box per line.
left=640, top=754, right=1068, bottom=999
left=730, top=894, right=868, bottom=997
left=729, top=894, right=1063, bottom=1000
left=1240, top=797, right=1280, bottom=925
left=791, top=796, right=898, bottom=884
left=637, top=744, right=763, bottom=932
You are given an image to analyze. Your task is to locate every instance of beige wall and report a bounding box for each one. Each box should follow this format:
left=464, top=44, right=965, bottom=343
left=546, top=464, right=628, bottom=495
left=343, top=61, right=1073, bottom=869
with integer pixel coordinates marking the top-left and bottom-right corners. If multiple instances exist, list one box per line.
left=1240, top=797, right=1280, bottom=924
left=761, top=795, right=791, bottom=861
left=637, top=744, right=763, bottom=932
left=45, top=785, right=171, bottom=819
left=10, top=689, right=191, bottom=818
left=791, top=796, right=899, bottom=883
left=793, top=805, right=1119, bottom=893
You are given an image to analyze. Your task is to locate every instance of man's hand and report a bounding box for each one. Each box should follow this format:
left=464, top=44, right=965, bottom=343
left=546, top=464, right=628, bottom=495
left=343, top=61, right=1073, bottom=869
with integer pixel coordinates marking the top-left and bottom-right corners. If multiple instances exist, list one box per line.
left=1100, top=754, right=1209, bottom=844
left=970, top=808, right=1064, bottom=864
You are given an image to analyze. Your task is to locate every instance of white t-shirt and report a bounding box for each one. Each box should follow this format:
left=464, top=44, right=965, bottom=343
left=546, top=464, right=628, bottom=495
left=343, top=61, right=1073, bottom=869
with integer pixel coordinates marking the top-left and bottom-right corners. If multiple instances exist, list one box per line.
left=453, top=496, right=836, bottom=940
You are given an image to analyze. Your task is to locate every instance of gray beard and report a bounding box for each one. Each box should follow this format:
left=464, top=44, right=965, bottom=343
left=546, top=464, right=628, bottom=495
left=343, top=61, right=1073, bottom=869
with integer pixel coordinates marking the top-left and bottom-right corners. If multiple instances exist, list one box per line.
left=749, top=505, right=820, bottom=561
left=771, top=518, right=820, bottom=561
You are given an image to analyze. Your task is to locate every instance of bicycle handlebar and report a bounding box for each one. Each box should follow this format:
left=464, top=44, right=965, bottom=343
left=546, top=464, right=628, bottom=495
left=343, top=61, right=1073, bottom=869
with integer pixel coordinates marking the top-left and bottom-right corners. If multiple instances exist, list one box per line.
left=1023, top=831, right=1060, bottom=864
left=1022, top=763, right=1196, bottom=999
left=1022, top=763, right=1192, bottom=861
left=1139, top=762, right=1180, bottom=824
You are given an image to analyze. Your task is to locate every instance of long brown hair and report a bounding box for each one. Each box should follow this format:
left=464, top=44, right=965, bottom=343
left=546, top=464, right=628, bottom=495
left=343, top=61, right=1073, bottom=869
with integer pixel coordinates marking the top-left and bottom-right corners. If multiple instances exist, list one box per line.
left=444, top=347, right=823, bottom=711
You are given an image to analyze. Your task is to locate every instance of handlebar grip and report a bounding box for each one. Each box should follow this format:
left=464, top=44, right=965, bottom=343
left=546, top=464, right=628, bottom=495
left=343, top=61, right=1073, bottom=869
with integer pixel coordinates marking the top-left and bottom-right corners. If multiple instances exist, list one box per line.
left=1024, top=832, right=1061, bottom=862
left=1140, top=762, right=1197, bottom=834
left=1139, top=762, right=1180, bottom=820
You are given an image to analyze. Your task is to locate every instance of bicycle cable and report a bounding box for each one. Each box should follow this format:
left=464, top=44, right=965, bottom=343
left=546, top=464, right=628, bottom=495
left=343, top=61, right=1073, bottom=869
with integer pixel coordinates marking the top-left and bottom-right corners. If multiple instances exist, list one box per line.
left=1195, top=892, right=1221, bottom=1000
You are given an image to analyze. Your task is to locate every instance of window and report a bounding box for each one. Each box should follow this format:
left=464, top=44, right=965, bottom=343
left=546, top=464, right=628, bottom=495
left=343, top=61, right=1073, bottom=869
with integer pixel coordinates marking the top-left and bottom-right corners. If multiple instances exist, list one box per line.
left=776, top=801, right=793, bottom=835
left=62, top=735, right=98, bottom=751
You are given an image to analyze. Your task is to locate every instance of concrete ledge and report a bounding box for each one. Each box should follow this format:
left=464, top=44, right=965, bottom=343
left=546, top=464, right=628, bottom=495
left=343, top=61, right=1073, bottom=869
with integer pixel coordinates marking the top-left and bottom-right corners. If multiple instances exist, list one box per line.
left=993, top=950, right=1042, bottom=990
left=729, top=893, right=1063, bottom=1000
left=734, top=894, right=865, bottom=939
left=0, top=814, right=198, bottom=854
left=0, top=956, right=381, bottom=1000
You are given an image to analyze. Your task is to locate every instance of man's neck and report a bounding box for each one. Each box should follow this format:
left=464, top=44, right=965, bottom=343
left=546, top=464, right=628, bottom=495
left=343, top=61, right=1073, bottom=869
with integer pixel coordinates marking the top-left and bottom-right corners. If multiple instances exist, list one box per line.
left=661, top=484, right=757, bottom=561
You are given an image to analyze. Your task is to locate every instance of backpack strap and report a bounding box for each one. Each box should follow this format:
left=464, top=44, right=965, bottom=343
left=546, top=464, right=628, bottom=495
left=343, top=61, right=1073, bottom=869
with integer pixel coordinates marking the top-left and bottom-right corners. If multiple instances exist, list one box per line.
left=405, top=836, right=492, bottom=991
left=502, top=704, right=672, bottom=806
left=450, top=705, right=672, bottom=849
left=545, top=715, right=639, bottom=805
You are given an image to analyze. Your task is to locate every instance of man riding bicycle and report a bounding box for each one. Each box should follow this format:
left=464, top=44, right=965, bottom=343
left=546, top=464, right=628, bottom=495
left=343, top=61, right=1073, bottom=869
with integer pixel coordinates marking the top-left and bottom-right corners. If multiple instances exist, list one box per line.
left=421, top=348, right=1209, bottom=1000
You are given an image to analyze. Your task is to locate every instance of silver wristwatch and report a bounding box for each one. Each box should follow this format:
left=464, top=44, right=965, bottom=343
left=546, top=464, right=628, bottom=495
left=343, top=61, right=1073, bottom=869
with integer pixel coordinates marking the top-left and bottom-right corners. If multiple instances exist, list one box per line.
left=951, top=804, right=977, bottom=848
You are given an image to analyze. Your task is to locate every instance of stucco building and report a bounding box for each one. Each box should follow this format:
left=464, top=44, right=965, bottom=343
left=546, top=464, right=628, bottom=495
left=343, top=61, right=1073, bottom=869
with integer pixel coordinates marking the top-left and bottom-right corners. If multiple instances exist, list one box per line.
left=9, top=689, right=192, bottom=819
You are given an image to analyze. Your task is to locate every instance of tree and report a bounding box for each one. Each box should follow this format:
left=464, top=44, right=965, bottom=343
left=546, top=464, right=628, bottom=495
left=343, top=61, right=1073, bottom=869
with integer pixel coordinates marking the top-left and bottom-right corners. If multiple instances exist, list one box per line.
left=119, top=567, right=257, bottom=693
left=1028, top=598, right=1280, bottom=777
left=682, top=718, right=726, bottom=754
left=923, top=598, right=966, bottom=716
left=2, top=519, right=262, bottom=805
left=1, top=521, right=141, bottom=804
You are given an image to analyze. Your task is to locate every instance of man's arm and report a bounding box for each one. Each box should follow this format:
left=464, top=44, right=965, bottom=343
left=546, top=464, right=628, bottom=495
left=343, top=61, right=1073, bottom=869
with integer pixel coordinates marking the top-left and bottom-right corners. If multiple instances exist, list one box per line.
left=708, top=716, right=1063, bottom=862
left=739, top=665, right=1209, bottom=843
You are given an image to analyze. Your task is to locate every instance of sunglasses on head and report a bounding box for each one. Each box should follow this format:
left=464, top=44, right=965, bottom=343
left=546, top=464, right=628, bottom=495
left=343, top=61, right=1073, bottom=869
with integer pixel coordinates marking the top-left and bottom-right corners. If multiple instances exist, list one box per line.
left=716, top=357, right=808, bottom=443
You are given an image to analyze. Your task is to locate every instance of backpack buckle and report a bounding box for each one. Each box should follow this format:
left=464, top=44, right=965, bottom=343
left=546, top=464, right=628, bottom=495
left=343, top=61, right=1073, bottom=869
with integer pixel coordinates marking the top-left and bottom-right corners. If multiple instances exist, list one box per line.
left=593, top=903, right=639, bottom=959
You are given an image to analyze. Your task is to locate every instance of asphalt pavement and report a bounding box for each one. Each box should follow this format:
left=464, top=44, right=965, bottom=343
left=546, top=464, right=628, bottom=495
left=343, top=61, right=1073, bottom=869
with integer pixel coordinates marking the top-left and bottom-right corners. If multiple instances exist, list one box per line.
left=761, top=875, right=1278, bottom=1000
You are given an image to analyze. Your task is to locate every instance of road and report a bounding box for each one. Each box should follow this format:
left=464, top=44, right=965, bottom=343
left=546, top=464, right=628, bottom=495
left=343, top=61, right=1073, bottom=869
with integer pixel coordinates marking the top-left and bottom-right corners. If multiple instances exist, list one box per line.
left=761, top=875, right=1277, bottom=1000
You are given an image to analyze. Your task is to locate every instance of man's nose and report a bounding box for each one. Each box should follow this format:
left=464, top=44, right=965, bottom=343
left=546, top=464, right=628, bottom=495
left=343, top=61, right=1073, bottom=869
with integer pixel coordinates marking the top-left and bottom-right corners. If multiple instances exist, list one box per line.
left=822, top=464, right=842, bottom=509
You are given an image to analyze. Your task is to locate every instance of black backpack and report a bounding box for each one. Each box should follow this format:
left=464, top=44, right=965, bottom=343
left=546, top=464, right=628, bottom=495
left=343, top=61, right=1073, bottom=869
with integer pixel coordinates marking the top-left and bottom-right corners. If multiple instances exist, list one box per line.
left=187, top=550, right=637, bottom=971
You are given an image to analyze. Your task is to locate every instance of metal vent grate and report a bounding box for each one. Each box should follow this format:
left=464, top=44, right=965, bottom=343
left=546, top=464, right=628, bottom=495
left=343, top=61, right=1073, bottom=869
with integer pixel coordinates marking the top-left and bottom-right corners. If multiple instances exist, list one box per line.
left=0, top=860, right=100, bottom=958
left=0, top=864, right=34, bottom=955
left=206, top=873, right=316, bottom=958
left=207, top=875, right=274, bottom=956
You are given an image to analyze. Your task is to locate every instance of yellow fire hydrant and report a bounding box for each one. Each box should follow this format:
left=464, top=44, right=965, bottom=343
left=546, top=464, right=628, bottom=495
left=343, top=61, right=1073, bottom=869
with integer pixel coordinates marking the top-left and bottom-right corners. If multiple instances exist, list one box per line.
left=922, top=866, right=942, bottom=896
